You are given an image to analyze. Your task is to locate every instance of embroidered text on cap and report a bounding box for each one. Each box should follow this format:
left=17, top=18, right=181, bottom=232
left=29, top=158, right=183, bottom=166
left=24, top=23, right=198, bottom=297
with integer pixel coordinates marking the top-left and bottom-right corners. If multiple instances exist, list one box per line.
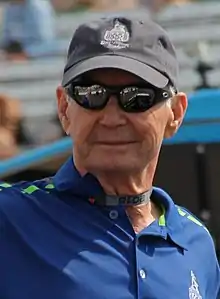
left=100, top=20, right=130, bottom=50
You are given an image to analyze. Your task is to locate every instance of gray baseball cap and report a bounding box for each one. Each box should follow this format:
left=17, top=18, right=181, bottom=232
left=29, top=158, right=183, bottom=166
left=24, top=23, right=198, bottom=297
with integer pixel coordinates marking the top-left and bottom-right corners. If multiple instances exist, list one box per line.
left=62, top=15, right=178, bottom=89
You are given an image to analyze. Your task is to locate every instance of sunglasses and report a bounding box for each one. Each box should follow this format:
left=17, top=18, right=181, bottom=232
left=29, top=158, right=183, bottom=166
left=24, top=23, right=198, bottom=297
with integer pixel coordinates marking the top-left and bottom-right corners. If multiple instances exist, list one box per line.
left=65, top=82, right=175, bottom=113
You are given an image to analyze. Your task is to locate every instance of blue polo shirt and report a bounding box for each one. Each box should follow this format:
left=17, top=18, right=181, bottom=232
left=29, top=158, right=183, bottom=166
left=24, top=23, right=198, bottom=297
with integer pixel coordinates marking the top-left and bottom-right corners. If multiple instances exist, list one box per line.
left=0, top=157, right=219, bottom=299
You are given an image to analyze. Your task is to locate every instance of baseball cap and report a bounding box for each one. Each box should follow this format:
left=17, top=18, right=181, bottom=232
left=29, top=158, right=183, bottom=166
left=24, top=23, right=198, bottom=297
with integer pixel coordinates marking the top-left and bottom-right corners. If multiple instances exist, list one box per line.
left=62, top=15, right=179, bottom=89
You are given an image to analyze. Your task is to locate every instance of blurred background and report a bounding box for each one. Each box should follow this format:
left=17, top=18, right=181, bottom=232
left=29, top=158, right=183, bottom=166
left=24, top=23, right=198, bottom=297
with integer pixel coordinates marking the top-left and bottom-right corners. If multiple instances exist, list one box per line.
left=1, top=0, right=220, bottom=256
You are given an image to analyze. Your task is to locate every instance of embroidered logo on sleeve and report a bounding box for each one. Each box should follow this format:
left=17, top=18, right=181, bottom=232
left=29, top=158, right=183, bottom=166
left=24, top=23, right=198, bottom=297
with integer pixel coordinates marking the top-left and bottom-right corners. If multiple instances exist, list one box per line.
left=189, top=271, right=202, bottom=299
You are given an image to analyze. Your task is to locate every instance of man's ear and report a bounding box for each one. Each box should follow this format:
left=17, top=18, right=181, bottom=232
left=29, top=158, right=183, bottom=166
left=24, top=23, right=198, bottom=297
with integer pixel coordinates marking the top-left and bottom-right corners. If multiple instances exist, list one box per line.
left=164, top=92, right=188, bottom=139
left=56, top=86, right=70, bottom=135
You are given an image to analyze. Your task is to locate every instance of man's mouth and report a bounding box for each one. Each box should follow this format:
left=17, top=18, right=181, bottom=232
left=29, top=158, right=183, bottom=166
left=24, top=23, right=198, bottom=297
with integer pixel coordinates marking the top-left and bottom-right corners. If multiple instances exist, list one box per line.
left=96, top=141, right=137, bottom=145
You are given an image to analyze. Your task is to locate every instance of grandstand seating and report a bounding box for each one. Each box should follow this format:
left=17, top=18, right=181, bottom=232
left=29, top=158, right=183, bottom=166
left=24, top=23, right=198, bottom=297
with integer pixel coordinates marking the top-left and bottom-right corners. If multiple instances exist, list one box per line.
left=1, top=2, right=220, bottom=139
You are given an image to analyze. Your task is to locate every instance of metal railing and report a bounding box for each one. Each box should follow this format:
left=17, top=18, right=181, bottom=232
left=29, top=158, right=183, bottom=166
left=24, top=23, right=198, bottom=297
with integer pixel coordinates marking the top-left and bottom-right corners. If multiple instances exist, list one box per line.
left=0, top=137, right=72, bottom=178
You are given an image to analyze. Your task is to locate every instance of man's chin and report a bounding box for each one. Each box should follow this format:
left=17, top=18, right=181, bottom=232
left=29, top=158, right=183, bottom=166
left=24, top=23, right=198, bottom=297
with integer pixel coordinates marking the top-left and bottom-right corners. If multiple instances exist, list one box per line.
left=85, top=158, right=141, bottom=174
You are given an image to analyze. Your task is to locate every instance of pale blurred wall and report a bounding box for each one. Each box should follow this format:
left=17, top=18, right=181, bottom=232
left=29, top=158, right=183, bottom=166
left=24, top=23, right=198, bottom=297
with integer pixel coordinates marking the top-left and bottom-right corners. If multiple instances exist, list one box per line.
left=51, top=0, right=79, bottom=11
left=51, top=0, right=193, bottom=12
left=51, top=0, right=138, bottom=11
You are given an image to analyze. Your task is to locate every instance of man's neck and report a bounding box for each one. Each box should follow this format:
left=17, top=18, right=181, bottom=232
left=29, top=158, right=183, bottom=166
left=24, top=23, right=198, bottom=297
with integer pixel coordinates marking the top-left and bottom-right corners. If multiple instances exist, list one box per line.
left=125, top=201, right=162, bottom=234
left=95, top=164, right=156, bottom=196
left=74, top=157, right=161, bottom=232
left=95, top=166, right=161, bottom=233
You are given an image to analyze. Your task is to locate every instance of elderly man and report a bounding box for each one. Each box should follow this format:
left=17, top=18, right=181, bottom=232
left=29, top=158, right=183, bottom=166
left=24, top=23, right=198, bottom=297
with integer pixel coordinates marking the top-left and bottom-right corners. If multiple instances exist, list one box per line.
left=0, top=15, right=219, bottom=299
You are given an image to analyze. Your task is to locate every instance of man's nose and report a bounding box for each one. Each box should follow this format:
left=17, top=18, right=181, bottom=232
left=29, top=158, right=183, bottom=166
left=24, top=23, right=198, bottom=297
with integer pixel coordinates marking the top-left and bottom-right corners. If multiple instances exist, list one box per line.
left=99, top=96, right=127, bottom=127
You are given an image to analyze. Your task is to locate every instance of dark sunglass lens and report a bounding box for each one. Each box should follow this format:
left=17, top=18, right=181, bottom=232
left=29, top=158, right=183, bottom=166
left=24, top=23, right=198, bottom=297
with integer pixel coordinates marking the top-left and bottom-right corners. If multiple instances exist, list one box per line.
left=120, top=87, right=138, bottom=104
left=121, top=88, right=155, bottom=112
left=74, top=85, right=106, bottom=109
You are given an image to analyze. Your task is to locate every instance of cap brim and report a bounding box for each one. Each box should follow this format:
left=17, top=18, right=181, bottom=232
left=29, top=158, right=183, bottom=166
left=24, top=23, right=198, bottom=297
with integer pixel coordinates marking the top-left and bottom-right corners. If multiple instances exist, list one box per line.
left=62, top=55, right=169, bottom=88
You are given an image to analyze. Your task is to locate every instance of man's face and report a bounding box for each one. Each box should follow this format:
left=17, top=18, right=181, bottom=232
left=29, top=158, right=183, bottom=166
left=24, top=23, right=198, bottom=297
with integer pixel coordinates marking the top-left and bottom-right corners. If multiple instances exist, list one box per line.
left=57, top=69, right=187, bottom=174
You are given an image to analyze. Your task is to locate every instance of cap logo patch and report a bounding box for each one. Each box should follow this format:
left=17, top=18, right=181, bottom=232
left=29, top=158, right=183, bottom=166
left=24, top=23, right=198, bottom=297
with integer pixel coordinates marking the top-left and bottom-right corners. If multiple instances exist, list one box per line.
left=100, top=20, right=130, bottom=50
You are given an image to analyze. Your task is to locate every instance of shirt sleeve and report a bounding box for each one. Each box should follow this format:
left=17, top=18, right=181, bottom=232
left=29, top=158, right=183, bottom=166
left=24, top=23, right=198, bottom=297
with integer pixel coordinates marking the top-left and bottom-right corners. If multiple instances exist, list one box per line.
left=207, top=235, right=220, bottom=299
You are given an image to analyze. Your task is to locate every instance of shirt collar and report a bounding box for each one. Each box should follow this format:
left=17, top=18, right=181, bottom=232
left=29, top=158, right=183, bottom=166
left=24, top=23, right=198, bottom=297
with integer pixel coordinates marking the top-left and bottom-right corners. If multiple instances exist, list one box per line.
left=53, top=157, right=105, bottom=199
left=53, top=157, right=189, bottom=250
left=150, top=187, right=189, bottom=250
